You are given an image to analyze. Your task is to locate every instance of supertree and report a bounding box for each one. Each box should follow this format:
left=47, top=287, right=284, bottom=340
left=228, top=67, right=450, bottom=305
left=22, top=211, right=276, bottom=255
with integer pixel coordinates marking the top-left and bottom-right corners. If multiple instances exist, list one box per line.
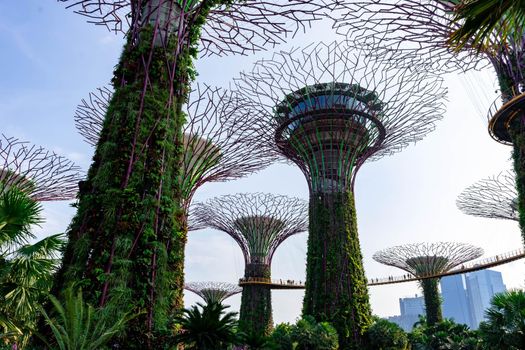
left=56, top=83, right=273, bottom=345
left=184, top=282, right=242, bottom=304
left=73, top=83, right=274, bottom=221
left=373, top=242, right=483, bottom=326
left=193, top=193, right=308, bottom=336
left=55, top=2, right=339, bottom=346
left=333, top=0, right=525, bottom=242
left=234, top=41, right=446, bottom=348
left=457, top=170, right=519, bottom=222
left=0, top=135, right=81, bottom=201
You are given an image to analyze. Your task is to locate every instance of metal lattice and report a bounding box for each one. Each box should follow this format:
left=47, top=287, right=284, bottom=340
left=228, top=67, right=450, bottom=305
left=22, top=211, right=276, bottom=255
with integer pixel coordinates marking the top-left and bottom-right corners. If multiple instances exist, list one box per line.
left=184, top=281, right=242, bottom=304
left=457, top=170, right=518, bottom=221
left=333, top=0, right=525, bottom=99
left=235, top=41, right=446, bottom=192
left=0, top=135, right=82, bottom=201
left=58, top=0, right=342, bottom=57
left=193, top=193, right=308, bottom=265
left=74, top=84, right=275, bottom=211
left=373, top=242, right=484, bottom=277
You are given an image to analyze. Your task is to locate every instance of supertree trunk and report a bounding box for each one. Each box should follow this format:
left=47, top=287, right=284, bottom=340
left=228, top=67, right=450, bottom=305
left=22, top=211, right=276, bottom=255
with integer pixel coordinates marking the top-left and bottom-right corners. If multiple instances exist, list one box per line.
left=54, top=28, right=193, bottom=348
left=303, top=190, right=371, bottom=349
left=420, top=278, right=443, bottom=326
left=239, top=263, right=273, bottom=336
left=510, top=121, right=525, bottom=246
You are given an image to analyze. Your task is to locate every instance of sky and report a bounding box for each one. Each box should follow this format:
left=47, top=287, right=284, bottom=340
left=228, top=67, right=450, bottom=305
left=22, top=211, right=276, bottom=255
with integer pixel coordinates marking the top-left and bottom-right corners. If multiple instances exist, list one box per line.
left=1, top=1, right=524, bottom=324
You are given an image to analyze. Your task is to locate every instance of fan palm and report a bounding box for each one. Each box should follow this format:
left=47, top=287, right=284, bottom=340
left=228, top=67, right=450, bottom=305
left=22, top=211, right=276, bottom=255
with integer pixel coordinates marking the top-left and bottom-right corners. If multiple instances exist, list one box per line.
left=173, top=301, right=240, bottom=349
left=448, top=0, right=525, bottom=50
left=479, top=290, right=525, bottom=350
left=0, top=188, right=64, bottom=348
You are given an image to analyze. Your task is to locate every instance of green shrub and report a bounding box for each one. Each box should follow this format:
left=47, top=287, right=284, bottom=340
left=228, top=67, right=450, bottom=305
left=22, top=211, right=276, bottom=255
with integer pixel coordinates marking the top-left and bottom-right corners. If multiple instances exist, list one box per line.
left=408, top=318, right=482, bottom=350
left=268, top=316, right=338, bottom=350
left=366, top=318, right=408, bottom=350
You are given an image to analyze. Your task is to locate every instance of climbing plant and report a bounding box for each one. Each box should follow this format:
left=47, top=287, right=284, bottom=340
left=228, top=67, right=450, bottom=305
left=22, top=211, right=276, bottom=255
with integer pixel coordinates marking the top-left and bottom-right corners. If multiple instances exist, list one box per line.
left=420, top=278, right=443, bottom=326
left=303, top=190, right=372, bottom=349
left=239, top=264, right=273, bottom=337
left=53, top=3, right=237, bottom=347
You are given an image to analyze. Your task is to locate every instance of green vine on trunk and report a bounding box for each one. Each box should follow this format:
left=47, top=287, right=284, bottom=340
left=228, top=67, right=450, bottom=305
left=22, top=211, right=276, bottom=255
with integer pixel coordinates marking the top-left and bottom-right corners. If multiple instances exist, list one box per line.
left=303, top=190, right=372, bottom=349
left=420, top=278, right=443, bottom=326
left=239, top=263, right=273, bottom=337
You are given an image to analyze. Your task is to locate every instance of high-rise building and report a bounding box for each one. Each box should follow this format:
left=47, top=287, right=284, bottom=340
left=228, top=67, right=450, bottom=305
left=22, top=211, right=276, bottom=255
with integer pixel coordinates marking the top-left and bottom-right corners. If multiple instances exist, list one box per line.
left=466, top=270, right=506, bottom=328
left=387, top=294, right=425, bottom=331
left=440, top=274, right=472, bottom=327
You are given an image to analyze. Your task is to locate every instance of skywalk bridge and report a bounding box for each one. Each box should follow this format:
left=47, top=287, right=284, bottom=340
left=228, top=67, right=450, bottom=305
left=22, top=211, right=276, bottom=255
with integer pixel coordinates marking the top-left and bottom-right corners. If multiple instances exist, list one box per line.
left=238, top=247, right=525, bottom=289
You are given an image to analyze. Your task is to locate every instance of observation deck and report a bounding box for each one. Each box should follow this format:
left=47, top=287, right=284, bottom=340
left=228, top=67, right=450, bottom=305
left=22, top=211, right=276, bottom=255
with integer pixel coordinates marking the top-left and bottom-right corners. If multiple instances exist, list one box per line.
left=488, top=92, right=525, bottom=145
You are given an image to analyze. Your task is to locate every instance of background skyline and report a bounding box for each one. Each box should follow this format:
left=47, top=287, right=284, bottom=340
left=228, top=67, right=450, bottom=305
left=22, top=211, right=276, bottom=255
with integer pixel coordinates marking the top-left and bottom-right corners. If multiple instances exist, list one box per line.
left=1, top=1, right=523, bottom=324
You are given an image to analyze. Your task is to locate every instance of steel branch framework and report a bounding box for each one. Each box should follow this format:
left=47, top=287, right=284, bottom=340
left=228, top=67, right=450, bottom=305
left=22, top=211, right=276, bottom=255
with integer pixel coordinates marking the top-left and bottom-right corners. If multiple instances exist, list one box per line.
left=184, top=281, right=242, bottom=304
left=333, top=0, right=482, bottom=72
left=0, top=135, right=82, bottom=201
left=58, top=0, right=340, bottom=56
left=74, top=84, right=275, bottom=212
left=333, top=0, right=524, bottom=104
left=235, top=41, right=446, bottom=191
left=373, top=242, right=484, bottom=277
left=193, top=193, right=308, bottom=265
left=457, top=170, right=518, bottom=221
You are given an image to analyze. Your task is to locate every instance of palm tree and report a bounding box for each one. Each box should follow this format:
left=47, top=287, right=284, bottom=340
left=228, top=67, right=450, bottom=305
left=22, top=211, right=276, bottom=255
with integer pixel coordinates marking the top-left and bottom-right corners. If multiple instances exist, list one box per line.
left=173, top=301, right=240, bottom=349
left=39, top=287, right=134, bottom=350
left=448, top=0, right=525, bottom=50
left=479, top=290, right=525, bottom=350
left=0, top=188, right=64, bottom=348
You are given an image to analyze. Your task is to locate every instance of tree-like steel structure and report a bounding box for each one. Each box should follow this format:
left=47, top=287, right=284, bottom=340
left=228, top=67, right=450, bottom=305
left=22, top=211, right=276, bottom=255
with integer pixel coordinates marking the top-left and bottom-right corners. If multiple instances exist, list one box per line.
left=373, top=242, right=483, bottom=326
left=193, top=193, right=308, bottom=336
left=333, top=0, right=525, bottom=243
left=59, top=0, right=340, bottom=56
left=73, top=83, right=274, bottom=217
left=0, top=135, right=81, bottom=201
left=55, top=2, right=339, bottom=347
left=57, top=83, right=273, bottom=345
left=184, top=282, right=242, bottom=304
left=457, top=170, right=519, bottom=222
left=235, top=41, right=446, bottom=348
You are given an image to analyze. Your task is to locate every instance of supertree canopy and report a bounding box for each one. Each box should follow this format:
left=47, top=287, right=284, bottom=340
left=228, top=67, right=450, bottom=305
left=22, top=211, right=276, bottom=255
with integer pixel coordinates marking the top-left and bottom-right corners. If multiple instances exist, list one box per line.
left=184, top=281, right=242, bottom=304
left=0, top=135, right=82, bottom=201
left=457, top=170, right=518, bottom=221
left=235, top=41, right=446, bottom=348
left=59, top=0, right=341, bottom=56
left=373, top=242, right=483, bottom=325
left=193, top=193, right=308, bottom=336
left=55, top=2, right=339, bottom=346
left=332, top=0, right=525, bottom=248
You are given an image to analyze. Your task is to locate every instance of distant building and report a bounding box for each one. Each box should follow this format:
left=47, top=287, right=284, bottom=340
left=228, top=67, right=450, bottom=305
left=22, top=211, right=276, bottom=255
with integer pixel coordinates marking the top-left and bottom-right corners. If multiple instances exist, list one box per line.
left=440, top=274, right=472, bottom=327
left=387, top=270, right=506, bottom=331
left=466, top=270, right=506, bottom=328
left=387, top=294, right=425, bottom=331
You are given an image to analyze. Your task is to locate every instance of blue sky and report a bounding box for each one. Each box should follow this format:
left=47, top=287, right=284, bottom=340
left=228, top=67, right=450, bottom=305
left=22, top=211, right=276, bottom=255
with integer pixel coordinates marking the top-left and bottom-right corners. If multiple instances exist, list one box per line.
left=2, top=1, right=524, bottom=323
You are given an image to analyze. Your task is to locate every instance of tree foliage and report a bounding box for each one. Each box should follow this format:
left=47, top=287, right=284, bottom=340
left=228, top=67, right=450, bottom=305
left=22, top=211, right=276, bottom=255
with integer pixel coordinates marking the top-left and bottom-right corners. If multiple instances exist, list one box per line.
left=409, top=318, right=482, bottom=350
left=267, top=316, right=338, bottom=350
left=449, top=0, right=525, bottom=51
left=0, top=188, right=64, bottom=348
left=39, top=287, right=135, bottom=350
left=173, top=301, right=240, bottom=349
left=478, top=290, right=525, bottom=350
left=366, top=317, right=408, bottom=350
